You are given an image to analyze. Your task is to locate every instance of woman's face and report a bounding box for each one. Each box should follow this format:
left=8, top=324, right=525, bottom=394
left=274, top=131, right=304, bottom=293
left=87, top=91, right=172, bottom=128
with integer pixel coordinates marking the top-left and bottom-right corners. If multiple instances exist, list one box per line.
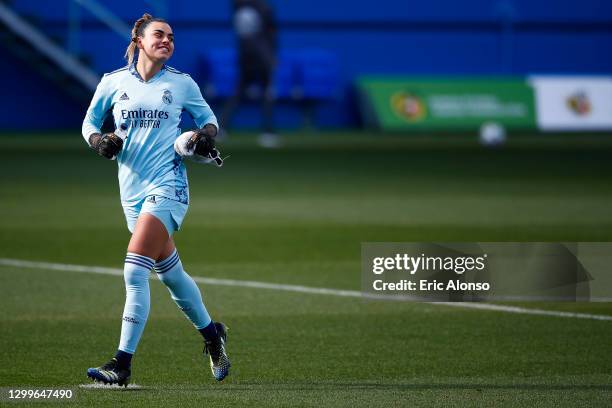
left=137, top=21, right=174, bottom=63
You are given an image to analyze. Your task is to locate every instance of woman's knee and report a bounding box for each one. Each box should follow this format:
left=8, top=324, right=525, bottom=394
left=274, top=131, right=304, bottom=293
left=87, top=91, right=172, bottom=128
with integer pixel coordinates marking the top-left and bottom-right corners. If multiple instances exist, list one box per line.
left=157, top=267, right=182, bottom=287
left=124, top=265, right=151, bottom=288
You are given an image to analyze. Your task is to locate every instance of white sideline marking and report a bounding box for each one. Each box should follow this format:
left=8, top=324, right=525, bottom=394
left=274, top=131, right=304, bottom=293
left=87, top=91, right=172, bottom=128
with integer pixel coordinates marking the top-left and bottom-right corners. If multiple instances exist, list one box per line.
left=1, top=258, right=611, bottom=322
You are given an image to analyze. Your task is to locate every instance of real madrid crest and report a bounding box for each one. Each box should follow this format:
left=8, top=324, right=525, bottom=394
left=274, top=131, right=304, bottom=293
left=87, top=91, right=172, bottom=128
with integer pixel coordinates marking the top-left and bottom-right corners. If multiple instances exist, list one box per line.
left=162, top=89, right=173, bottom=104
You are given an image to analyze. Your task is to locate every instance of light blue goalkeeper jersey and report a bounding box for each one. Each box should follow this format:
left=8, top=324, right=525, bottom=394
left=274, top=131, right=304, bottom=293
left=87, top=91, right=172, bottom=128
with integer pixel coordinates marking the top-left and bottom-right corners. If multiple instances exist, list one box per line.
left=82, top=63, right=218, bottom=205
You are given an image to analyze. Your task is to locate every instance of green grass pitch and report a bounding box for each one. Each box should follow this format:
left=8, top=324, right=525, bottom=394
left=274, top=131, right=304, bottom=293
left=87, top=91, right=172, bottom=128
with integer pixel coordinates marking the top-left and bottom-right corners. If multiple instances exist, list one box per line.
left=0, top=132, right=611, bottom=406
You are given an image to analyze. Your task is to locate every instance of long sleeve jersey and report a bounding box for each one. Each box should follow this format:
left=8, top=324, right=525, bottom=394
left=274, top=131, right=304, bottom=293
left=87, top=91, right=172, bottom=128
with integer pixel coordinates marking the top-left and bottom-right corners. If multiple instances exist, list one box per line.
left=82, top=63, right=218, bottom=205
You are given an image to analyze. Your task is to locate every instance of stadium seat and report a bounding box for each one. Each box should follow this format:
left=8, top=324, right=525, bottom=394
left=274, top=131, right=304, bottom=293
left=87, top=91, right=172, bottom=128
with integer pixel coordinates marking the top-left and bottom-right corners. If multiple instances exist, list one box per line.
left=201, top=47, right=340, bottom=102
left=294, top=49, right=340, bottom=100
left=273, top=50, right=300, bottom=100
left=201, top=48, right=238, bottom=99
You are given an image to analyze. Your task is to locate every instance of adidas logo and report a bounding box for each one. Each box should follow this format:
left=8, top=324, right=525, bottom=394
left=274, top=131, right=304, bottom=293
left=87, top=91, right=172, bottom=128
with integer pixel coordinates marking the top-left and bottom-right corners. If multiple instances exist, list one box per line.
left=119, top=92, right=129, bottom=101
left=146, top=196, right=156, bottom=204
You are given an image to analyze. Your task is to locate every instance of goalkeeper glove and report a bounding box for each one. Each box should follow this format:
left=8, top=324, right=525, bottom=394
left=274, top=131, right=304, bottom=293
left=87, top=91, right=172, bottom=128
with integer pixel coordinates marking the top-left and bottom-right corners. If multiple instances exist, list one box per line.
left=175, top=125, right=224, bottom=167
left=89, top=132, right=124, bottom=160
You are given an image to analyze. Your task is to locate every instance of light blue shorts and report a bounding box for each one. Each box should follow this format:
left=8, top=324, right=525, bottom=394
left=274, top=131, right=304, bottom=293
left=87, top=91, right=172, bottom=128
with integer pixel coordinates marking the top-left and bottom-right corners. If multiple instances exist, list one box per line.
left=123, top=195, right=188, bottom=236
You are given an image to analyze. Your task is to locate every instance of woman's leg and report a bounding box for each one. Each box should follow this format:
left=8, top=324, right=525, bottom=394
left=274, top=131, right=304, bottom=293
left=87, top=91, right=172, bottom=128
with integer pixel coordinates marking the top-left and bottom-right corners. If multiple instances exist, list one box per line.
left=117, top=214, right=169, bottom=359
left=154, top=235, right=213, bottom=333
left=127, top=213, right=171, bottom=259
left=153, top=226, right=231, bottom=381
left=87, top=214, right=169, bottom=385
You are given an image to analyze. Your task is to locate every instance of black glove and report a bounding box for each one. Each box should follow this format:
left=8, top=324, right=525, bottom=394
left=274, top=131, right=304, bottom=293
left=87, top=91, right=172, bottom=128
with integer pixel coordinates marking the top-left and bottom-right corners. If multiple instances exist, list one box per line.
left=89, top=132, right=124, bottom=159
left=186, top=126, right=223, bottom=166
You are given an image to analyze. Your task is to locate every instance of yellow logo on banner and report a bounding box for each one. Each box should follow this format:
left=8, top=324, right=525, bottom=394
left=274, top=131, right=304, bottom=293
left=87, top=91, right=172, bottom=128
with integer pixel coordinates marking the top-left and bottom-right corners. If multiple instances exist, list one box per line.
left=566, top=91, right=592, bottom=116
left=390, top=92, right=427, bottom=122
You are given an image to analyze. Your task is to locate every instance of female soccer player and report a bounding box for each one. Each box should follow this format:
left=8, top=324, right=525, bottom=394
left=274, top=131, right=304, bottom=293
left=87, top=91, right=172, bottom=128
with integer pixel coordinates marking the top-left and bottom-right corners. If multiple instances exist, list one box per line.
left=81, top=13, right=230, bottom=386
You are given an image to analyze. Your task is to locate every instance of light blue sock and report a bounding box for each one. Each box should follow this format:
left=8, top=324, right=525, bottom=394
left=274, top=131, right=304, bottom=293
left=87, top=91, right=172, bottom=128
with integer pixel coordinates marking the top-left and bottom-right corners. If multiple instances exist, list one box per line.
left=155, top=250, right=212, bottom=330
left=118, top=253, right=154, bottom=354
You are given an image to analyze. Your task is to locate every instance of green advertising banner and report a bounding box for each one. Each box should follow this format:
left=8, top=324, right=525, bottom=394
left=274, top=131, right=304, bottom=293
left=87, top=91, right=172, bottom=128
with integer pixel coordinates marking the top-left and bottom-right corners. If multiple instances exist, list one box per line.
left=357, top=76, right=537, bottom=131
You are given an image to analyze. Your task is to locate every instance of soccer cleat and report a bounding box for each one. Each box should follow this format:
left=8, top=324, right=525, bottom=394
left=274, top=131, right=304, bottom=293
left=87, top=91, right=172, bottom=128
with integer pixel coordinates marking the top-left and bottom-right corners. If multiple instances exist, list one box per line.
left=86, top=358, right=131, bottom=387
left=204, top=322, right=231, bottom=381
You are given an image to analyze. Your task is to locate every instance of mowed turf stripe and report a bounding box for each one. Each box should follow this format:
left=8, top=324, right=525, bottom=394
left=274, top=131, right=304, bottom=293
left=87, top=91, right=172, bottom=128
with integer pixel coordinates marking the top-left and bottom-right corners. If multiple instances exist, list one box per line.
left=1, top=258, right=611, bottom=321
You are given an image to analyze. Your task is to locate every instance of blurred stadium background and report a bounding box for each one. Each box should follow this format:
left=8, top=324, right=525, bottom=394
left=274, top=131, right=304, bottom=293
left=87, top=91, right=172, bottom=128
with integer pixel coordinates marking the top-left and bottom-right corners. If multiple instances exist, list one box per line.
left=1, top=1, right=611, bottom=406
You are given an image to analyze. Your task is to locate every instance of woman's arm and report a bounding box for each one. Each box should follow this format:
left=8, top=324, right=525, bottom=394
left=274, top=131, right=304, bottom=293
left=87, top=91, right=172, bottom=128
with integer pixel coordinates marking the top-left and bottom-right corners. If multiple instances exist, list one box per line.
left=183, top=76, right=219, bottom=131
left=82, top=75, right=115, bottom=146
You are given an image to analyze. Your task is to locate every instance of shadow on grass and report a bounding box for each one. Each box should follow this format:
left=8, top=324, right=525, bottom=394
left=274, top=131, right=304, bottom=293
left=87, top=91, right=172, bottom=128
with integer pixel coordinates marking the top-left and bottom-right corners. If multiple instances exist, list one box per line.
left=78, top=384, right=148, bottom=392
